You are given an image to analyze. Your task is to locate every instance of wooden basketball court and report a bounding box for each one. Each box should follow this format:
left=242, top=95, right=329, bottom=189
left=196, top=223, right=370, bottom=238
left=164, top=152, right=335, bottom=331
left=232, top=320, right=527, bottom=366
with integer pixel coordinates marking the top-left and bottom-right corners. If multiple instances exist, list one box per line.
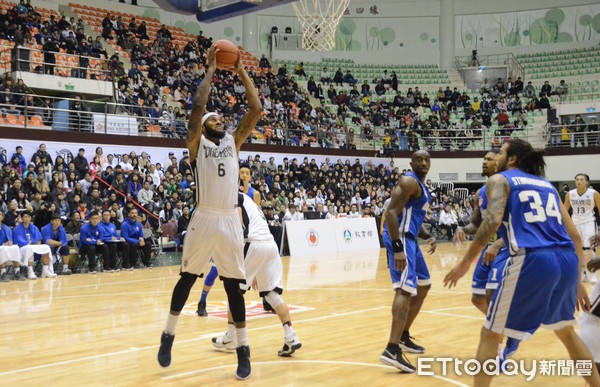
left=0, top=242, right=591, bottom=386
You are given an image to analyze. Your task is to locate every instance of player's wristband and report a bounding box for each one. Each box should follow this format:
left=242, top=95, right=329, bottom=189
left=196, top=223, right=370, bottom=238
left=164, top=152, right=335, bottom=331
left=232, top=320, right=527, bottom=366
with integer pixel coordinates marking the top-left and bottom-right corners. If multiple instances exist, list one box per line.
left=392, top=239, right=404, bottom=253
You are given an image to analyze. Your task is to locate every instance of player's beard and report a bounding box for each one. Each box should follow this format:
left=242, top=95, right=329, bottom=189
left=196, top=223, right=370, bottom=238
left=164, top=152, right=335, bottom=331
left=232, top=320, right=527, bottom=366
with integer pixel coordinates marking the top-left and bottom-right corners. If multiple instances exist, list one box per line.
left=204, top=125, right=225, bottom=139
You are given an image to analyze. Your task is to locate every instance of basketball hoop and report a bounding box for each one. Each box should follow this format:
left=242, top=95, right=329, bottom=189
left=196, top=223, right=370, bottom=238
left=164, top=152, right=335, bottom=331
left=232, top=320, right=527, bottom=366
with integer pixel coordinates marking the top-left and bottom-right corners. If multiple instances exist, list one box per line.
left=292, top=0, right=350, bottom=51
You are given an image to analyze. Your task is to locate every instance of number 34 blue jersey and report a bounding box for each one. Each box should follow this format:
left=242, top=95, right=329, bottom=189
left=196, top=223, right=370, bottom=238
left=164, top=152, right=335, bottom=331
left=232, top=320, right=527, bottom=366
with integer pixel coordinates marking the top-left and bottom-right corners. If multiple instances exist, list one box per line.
left=499, top=169, right=575, bottom=255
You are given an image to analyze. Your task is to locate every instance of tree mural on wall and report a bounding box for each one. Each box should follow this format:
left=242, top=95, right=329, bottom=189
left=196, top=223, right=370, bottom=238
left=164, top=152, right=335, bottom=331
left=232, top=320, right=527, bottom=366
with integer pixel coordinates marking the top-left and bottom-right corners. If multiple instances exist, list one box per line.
left=458, top=5, right=600, bottom=48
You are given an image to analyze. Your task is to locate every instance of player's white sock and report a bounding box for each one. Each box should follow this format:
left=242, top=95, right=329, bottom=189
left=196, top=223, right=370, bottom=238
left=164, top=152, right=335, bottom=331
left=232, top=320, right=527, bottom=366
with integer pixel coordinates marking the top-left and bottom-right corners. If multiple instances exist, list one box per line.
left=283, top=321, right=294, bottom=339
left=226, top=322, right=235, bottom=339
left=579, top=312, right=600, bottom=363
left=63, top=264, right=69, bottom=271
left=236, top=327, right=248, bottom=347
left=165, top=314, right=179, bottom=335
left=28, top=266, right=34, bottom=275
left=1, top=268, right=5, bottom=275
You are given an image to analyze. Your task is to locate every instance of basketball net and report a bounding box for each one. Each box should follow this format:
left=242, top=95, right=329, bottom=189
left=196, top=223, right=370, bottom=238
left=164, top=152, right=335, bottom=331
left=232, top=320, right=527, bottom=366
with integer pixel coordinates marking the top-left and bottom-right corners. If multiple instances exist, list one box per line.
left=292, top=0, right=350, bottom=51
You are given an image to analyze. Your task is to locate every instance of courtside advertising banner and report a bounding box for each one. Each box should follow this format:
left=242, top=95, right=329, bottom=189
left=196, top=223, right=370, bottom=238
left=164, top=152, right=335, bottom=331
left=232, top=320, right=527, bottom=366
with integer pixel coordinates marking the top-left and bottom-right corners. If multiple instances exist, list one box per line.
left=283, top=219, right=338, bottom=256
left=333, top=217, right=380, bottom=253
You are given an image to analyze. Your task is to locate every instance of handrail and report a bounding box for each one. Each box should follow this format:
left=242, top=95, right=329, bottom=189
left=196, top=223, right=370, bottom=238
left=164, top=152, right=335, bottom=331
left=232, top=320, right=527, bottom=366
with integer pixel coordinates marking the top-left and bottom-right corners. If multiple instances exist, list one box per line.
left=0, top=45, right=111, bottom=80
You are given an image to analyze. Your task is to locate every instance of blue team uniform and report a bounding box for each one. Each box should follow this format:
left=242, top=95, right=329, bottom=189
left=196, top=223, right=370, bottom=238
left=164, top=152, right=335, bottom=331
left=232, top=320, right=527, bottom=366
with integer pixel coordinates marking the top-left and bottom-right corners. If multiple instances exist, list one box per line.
left=41, top=224, right=68, bottom=255
left=486, top=169, right=578, bottom=340
left=382, top=171, right=431, bottom=295
left=472, top=185, right=511, bottom=294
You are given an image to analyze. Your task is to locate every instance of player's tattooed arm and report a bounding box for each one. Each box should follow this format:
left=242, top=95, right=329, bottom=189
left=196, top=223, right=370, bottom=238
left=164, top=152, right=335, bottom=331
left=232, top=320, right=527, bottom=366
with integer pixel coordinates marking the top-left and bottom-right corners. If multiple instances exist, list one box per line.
left=187, top=44, right=218, bottom=160
left=233, top=57, right=262, bottom=154
left=472, top=175, right=508, bottom=247
left=444, top=175, right=508, bottom=288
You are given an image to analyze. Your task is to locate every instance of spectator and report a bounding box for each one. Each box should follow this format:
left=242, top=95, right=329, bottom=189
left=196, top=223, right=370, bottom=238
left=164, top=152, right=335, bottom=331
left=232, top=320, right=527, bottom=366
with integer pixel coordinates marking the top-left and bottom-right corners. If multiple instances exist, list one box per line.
left=259, top=54, right=270, bottom=70
left=0, top=211, right=25, bottom=281
left=282, top=204, right=303, bottom=222
left=320, top=67, right=330, bottom=84
left=120, top=208, right=151, bottom=269
left=438, top=204, right=457, bottom=240
left=294, top=62, right=307, bottom=78
left=13, top=211, right=53, bottom=279
left=79, top=210, right=108, bottom=274
left=41, top=214, right=71, bottom=275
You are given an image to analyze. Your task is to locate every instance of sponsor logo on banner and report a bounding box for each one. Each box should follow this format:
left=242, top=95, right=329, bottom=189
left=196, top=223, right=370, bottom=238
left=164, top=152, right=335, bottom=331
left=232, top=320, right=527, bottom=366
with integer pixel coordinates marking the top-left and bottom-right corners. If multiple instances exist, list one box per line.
left=56, top=149, right=74, bottom=163
left=0, top=146, right=6, bottom=165
left=306, top=229, right=319, bottom=246
left=93, top=114, right=139, bottom=136
left=343, top=228, right=352, bottom=244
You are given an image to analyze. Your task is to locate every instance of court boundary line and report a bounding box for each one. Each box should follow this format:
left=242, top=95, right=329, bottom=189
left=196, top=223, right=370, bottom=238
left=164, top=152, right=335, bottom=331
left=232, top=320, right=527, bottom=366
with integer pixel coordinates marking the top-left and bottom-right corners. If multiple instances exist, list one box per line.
left=0, top=306, right=389, bottom=377
left=162, top=360, right=470, bottom=386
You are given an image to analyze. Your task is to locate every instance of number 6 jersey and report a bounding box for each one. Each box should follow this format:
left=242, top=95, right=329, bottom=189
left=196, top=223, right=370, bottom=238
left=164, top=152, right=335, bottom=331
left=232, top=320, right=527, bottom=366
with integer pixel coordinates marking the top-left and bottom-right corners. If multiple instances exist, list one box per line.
left=499, top=169, right=575, bottom=255
left=193, top=134, right=239, bottom=211
left=568, top=187, right=597, bottom=225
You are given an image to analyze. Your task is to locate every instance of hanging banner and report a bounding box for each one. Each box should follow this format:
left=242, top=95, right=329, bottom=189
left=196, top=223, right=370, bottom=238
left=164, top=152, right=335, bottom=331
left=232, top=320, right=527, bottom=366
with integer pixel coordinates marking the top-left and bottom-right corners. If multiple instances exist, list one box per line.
left=93, top=114, right=139, bottom=136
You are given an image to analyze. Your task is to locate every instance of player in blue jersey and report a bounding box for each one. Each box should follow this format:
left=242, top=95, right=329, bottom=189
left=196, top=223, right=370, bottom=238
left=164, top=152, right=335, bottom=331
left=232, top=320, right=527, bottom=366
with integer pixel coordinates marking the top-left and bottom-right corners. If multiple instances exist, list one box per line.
left=445, top=139, right=598, bottom=387
left=451, top=151, right=520, bottom=359
left=380, top=150, right=437, bottom=373
left=196, top=163, right=273, bottom=316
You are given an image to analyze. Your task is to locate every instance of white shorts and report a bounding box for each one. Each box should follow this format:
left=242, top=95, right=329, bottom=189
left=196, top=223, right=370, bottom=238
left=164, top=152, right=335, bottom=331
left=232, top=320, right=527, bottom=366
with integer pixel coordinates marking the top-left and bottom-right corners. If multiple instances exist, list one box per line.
left=181, top=208, right=246, bottom=282
left=576, top=221, right=597, bottom=249
left=244, top=240, right=283, bottom=296
left=0, top=245, right=21, bottom=265
left=19, top=245, right=52, bottom=264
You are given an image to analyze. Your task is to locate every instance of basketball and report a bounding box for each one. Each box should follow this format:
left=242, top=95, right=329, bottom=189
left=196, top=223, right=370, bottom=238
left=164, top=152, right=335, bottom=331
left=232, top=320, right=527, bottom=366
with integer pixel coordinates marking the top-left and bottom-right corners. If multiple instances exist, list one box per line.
left=214, top=39, right=239, bottom=70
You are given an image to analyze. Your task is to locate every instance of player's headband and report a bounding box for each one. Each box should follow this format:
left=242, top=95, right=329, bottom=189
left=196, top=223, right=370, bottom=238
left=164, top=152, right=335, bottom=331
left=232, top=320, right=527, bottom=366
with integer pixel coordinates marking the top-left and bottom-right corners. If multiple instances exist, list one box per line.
left=201, top=112, right=220, bottom=127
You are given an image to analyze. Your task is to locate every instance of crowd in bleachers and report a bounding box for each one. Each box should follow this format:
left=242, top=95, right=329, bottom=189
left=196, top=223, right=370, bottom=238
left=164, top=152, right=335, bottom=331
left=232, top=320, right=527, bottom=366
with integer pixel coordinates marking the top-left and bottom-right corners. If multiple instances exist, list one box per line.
left=2, top=0, right=598, bottom=153
left=0, top=142, right=480, bottom=281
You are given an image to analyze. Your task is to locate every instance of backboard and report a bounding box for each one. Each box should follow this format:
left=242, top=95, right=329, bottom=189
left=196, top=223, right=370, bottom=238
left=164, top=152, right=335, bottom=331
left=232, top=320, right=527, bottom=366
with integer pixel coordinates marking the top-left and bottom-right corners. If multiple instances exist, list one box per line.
left=197, top=0, right=298, bottom=23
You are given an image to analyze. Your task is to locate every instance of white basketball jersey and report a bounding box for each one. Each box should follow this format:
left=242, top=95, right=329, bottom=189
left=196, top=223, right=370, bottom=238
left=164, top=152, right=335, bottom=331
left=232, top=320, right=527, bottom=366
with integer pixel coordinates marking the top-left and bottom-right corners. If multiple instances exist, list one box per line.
left=240, top=194, right=273, bottom=243
left=569, top=188, right=597, bottom=224
left=194, top=134, right=239, bottom=211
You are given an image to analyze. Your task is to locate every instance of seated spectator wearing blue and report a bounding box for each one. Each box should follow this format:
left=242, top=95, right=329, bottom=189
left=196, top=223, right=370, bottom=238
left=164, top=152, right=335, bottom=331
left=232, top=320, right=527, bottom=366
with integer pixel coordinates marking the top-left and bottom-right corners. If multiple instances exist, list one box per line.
left=98, top=209, right=125, bottom=272
left=42, top=214, right=72, bottom=276
left=120, top=208, right=151, bottom=269
left=13, top=211, right=53, bottom=279
left=79, top=211, right=109, bottom=274
left=343, top=71, right=357, bottom=86
left=0, top=211, right=25, bottom=282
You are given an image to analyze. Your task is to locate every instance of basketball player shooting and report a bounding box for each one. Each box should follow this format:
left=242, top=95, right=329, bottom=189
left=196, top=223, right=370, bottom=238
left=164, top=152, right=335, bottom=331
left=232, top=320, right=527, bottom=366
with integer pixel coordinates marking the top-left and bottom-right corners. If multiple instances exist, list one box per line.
left=157, top=43, right=261, bottom=380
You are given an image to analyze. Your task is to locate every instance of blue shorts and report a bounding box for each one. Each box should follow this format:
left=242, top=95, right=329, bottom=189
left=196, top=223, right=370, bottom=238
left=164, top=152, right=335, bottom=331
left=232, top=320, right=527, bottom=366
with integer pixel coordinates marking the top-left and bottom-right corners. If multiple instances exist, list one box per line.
left=472, top=246, right=491, bottom=295
left=486, top=247, right=510, bottom=291
left=485, top=247, right=578, bottom=340
left=383, top=230, right=431, bottom=295
left=472, top=246, right=511, bottom=295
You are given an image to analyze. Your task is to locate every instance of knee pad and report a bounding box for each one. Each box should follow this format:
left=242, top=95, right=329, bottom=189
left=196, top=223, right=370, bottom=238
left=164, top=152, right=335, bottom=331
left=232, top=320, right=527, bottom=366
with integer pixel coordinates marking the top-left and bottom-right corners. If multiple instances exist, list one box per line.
left=204, top=265, right=219, bottom=287
left=223, top=278, right=246, bottom=323
left=264, top=291, right=284, bottom=309
left=170, top=272, right=198, bottom=312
